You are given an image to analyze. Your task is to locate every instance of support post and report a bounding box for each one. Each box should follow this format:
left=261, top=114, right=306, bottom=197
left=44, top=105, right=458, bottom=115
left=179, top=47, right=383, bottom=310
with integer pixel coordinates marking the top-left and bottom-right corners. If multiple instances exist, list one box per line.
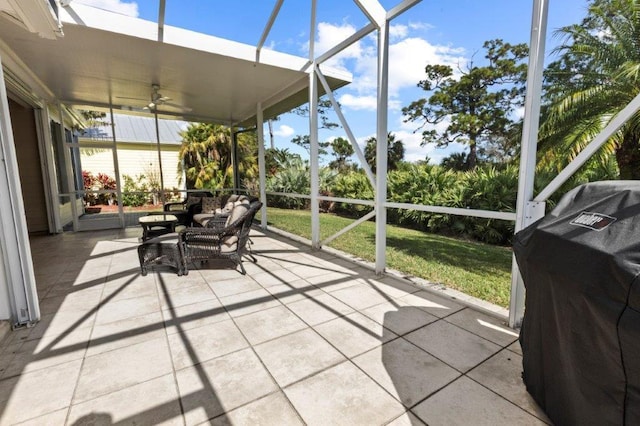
left=0, top=56, right=39, bottom=325
left=109, top=106, right=124, bottom=227
left=153, top=110, right=165, bottom=207
left=309, top=67, right=320, bottom=248
left=374, top=20, right=389, bottom=274
left=59, top=104, right=79, bottom=231
left=509, top=0, right=549, bottom=328
left=309, top=0, right=320, bottom=248
left=35, top=106, right=61, bottom=233
left=231, top=130, right=240, bottom=192
left=256, top=103, right=267, bottom=229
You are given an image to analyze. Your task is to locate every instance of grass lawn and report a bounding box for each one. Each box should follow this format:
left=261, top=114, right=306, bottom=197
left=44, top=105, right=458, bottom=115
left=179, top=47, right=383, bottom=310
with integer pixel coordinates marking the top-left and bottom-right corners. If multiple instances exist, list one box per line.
left=266, top=207, right=513, bottom=308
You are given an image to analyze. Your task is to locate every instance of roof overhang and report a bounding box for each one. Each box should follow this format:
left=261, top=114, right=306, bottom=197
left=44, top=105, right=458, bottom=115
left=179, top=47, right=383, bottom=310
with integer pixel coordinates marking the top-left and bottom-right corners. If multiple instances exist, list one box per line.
left=0, top=3, right=351, bottom=126
left=0, top=0, right=62, bottom=40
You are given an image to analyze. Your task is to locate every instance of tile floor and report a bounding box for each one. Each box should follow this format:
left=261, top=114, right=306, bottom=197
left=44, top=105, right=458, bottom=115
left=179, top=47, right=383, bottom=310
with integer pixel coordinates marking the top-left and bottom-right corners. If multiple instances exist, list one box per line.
left=0, top=227, right=550, bottom=425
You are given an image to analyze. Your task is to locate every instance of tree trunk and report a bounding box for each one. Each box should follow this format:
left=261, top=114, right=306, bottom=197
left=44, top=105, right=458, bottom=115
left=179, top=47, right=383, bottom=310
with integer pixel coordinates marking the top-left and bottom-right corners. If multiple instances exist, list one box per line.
left=268, top=120, right=275, bottom=149
left=467, top=141, right=477, bottom=170
left=616, top=132, right=640, bottom=180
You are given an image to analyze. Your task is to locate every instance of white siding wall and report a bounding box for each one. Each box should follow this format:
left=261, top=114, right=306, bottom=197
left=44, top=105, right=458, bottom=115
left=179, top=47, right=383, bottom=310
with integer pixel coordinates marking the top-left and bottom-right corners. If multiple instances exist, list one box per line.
left=80, top=146, right=183, bottom=191
left=58, top=199, right=82, bottom=226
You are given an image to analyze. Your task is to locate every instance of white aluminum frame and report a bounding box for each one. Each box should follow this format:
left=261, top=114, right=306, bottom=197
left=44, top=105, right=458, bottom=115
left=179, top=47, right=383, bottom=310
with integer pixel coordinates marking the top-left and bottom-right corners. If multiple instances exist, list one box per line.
left=0, top=55, right=40, bottom=326
left=508, top=0, right=549, bottom=327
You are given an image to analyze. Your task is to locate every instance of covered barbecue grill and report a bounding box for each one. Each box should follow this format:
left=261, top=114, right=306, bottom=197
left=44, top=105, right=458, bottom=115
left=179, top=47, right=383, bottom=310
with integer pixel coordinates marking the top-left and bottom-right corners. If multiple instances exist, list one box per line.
left=513, top=181, right=640, bottom=425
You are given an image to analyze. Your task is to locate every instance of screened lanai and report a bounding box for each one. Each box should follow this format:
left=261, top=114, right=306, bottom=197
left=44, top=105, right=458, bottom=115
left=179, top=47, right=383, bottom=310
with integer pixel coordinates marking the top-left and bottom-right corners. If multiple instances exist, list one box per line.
left=0, top=0, right=624, bottom=338
left=1, top=0, right=634, bottom=424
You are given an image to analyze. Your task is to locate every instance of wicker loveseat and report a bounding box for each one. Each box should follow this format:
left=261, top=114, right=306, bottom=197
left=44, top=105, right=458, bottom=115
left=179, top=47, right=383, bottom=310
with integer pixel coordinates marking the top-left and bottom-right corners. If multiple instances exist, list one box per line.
left=180, top=197, right=262, bottom=274
left=191, top=194, right=255, bottom=227
left=163, top=191, right=215, bottom=226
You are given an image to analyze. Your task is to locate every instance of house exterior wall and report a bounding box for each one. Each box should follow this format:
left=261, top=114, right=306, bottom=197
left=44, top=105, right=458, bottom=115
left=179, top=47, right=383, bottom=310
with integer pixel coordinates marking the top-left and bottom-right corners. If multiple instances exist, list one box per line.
left=80, top=144, right=183, bottom=192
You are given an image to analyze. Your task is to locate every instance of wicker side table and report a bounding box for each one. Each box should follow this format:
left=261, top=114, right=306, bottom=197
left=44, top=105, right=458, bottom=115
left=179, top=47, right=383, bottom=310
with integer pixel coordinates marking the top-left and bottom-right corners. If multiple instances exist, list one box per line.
left=137, top=233, right=188, bottom=276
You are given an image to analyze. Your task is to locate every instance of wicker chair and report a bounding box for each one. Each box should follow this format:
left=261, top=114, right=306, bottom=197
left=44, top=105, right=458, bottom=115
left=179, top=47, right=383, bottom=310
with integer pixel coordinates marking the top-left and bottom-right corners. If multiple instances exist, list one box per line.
left=180, top=199, right=262, bottom=274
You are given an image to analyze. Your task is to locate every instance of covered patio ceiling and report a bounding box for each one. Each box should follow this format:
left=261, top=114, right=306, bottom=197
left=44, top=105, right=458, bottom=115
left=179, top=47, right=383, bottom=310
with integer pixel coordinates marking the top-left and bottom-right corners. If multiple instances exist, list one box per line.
left=0, top=2, right=351, bottom=126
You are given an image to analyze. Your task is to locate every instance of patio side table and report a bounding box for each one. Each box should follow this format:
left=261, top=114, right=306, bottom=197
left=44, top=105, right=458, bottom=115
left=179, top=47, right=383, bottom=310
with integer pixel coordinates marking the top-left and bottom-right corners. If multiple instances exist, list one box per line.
left=137, top=233, right=188, bottom=276
left=139, top=214, right=178, bottom=241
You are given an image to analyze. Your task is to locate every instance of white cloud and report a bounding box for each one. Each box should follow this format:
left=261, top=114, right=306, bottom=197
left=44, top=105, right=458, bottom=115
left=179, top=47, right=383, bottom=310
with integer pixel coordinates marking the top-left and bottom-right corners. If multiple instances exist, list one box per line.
left=273, top=124, right=294, bottom=137
left=395, top=116, right=456, bottom=163
left=408, top=22, right=433, bottom=31
left=393, top=129, right=431, bottom=163
left=354, top=129, right=431, bottom=164
left=389, top=24, right=408, bottom=41
left=75, top=0, right=139, bottom=17
left=338, top=94, right=377, bottom=111
left=312, top=21, right=465, bottom=101
left=314, top=22, right=363, bottom=71
left=352, top=37, right=466, bottom=96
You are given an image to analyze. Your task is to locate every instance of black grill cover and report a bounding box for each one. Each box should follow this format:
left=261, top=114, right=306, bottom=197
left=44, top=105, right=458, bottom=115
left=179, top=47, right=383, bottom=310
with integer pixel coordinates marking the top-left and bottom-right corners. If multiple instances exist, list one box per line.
left=513, top=181, right=640, bottom=426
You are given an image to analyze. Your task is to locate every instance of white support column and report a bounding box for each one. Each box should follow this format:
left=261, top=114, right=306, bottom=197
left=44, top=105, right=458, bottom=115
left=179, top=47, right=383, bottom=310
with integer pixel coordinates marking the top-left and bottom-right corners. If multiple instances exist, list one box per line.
left=309, top=68, right=320, bottom=248
left=309, top=0, right=320, bottom=248
left=375, top=20, right=390, bottom=274
left=153, top=110, right=165, bottom=206
left=35, top=106, right=61, bottom=233
left=256, top=103, right=267, bottom=229
left=59, top=104, right=79, bottom=231
left=109, top=106, right=124, bottom=227
left=509, top=0, right=549, bottom=328
left=231, top=129, right=239, bottom=192
left=0, top=57, right=39, bottom=325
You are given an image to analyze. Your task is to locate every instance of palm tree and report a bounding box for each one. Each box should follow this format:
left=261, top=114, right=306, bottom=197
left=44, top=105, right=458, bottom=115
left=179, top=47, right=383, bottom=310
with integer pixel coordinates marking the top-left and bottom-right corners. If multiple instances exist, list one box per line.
left=178, top=123, right=257, bottom=189
left=364, top=133, right=405, bottom=173
left=541, top=0, right=640, bottom=179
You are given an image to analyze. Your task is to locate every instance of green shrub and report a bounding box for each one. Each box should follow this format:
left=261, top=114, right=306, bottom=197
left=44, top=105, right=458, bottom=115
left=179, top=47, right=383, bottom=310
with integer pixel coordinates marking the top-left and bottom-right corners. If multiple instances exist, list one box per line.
left=121, top=174, right=149, bottom=207
left=331, top=171, right=373, bottom=216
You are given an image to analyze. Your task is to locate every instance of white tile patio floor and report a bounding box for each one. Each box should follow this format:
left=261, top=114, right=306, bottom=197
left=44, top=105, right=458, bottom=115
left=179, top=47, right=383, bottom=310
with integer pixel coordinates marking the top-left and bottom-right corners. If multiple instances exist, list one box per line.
left=0, top=227, right=551, bottom=425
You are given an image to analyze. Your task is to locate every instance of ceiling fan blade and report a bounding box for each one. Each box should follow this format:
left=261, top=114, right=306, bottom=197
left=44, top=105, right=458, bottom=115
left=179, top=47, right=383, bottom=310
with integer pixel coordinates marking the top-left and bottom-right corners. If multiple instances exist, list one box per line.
left=160, top=101, right=192, bottom=112
left=120, top=105, right=147, bottom=112
left=116, top=95, right=148, bottom=101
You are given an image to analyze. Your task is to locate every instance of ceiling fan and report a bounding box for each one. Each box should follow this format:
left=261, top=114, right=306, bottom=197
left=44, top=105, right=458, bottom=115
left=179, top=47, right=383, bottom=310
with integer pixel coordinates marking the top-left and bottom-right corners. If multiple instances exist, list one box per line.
left=117, top=84, right=192, bottom=113
left=145, top=84, right=192, bottom=112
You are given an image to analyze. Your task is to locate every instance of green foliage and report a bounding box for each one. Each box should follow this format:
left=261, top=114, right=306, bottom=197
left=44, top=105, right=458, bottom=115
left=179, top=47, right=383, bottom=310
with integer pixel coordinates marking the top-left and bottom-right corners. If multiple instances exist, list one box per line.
left=290, top=134, right=330, bottom=156
left=402, top=39, right=528, bottom=170
left=265, top=158, right=336, bottom=210
left=364, top=132, right=405, bottom=173
left=178, top=123, right=257, bottom=190
left=440, top=152, right=470, bottom=171
left=329, top=137, right=354, bottom=172
left=292, top=97, right=339, bottom=130
left=121, top=174, right=149, bottom=207
left=540, top=0, right=640, bottom=179
left=331, top=171, right=374, bottom=215
left=265, top=147, right=301, bottom=176
left=265, top=157, right=310, bottom=209
left=329, top=163, right=519, bottom=244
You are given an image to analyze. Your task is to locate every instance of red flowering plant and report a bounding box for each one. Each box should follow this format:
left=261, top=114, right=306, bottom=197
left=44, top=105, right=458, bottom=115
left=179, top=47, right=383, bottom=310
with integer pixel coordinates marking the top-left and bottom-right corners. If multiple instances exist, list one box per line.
left=82, top=171, right=117, bottom=205
left=82, top=170, right=97, bottom=205
left=95, top=173, right=116, bottom=204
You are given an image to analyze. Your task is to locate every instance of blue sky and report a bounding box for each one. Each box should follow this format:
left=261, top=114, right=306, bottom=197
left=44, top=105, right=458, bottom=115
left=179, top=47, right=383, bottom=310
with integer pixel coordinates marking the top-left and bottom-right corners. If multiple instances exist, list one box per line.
left=78, top=0, right=589, bottom=164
